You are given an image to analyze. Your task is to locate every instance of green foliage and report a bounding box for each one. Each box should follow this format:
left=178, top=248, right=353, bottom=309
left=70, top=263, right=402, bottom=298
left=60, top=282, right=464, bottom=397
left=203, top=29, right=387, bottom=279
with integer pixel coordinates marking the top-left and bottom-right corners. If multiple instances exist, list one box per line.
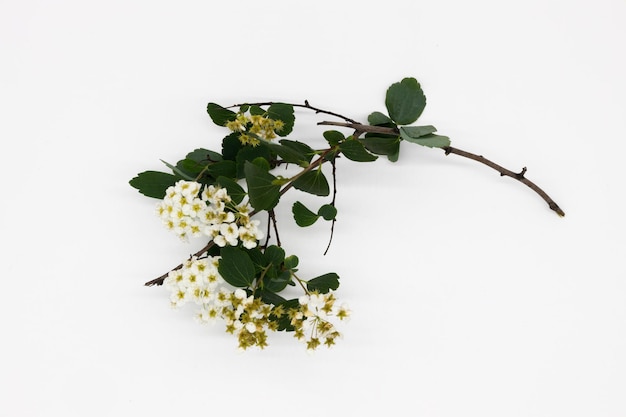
left=307, top=273, right=340, bottom=293
left=215, top=176, right=246, bottom=204
left=318, top=204, right=337, bottom=220
left=400, top=126, right=450, bottom=148
left=292, top=201, right=319, bottom=227
left=266, top=103, right=295, bottom=136
left=292, top=170, right=330, bottom=196
left=359, top=136, right=401, bottom=156
left=218, top=247, right=256, bottom=287
left=207, top=102, right=237, bottom=126
left=279, top=140, right=315, bottom=163
left=292, top=202, right=337, bottom=226
left=323, top=130, right=345, bottom=146
left=339, top=140, right=378, bottom=162
left=368, top=111, right=393, bottom=126
left=244, top=160, right=280, bottom=210
left=385, top=77, right=426, bottom=125
left=129, top=171, right=179, bottom=198
left=131, top=77, right=495, bottom=350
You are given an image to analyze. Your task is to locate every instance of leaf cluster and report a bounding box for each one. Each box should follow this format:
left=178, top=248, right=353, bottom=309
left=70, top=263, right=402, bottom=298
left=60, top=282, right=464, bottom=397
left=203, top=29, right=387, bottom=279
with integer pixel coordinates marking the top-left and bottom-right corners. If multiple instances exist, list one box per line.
left=129, top=78, right=451, bottom=334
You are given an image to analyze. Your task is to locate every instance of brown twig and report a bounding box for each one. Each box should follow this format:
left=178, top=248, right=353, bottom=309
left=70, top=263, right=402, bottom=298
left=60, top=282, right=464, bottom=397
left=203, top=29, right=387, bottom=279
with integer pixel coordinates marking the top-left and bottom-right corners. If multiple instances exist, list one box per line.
left=443, top=146, right=565, bottom=217
left=316, top=120, right=565, bottom=217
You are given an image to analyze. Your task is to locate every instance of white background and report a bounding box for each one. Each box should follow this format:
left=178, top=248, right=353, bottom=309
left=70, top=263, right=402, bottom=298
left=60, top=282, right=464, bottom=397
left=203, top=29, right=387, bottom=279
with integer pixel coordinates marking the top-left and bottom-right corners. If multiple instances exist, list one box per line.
left=2, top=0, right=625, bottom=416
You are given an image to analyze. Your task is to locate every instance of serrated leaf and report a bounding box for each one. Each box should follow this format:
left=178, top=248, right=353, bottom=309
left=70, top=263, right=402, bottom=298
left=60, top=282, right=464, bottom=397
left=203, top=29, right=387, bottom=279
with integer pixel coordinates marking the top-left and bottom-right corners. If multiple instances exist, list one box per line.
left=399, top=125, right=437, bottom=138
left=292, top=201, right=319, bottom=227
left=217, top=247, right=256, bottom=288
left=385, top=77, right=427, bottom=125
left=215, top=176, right=246, bottom=204
left=318, top=204, right=337, bottom=221
left=129, top=171, right=178, bottom=199
left=323, top=130, right=345, bottom=146
left=339, top=140, right=378, bottom=162
left=306, top=273, right=340, bottom=294
left=267, top=103, right=295, bottom=136
left=244, top=160, right=280, bottom=210
left=292, top=170, right=330, bottom=196
left=368, top=111, right=393, bottom=126
left=400, top=127, right=451, bottom=148
left=207, top=102, right=237, bottom=126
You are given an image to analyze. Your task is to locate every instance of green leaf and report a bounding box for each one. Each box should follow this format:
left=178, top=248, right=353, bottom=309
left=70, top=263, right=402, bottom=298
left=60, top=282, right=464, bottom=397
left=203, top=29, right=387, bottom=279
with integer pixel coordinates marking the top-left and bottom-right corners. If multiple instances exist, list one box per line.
left=235, top=145, right=272, bottom=178
left=176, top=158, right=206, bottom=177
left=264, top=270, right=292, bottom=293
left=207, top=102, right=237, bottom=126
left=283, top=255, right=299, bottom=270
left=385, top=77, right=427, bottom=125
left=207, top=160, right=237, bottom=178
left=400, top=127, right=451, bottom=148
left=264, top=245, right=285, bottom=266
left=129, top=171, right=178, bottom=199
left=186, top=148, right=222, bottom=163
left=215, top=176, right=246, bottom=204
left=323, top=130, right=345, bottom=146
left=244, top=160, right=280, bottom=210
left=259, top=140, right=307, bottom=165
left=359, top=136, right=401, bottom=156
left=399, top=125, right=437, bottom=138
left=222, top=132, right=244, bottom=161
left=292, top=201, right=319, bottom=227
left=318, top=204, right=337, bottom=221
left=249, top=104, right=265, bottom=116
left=307, top=273, right=340, bottom=294
left=160, top=159, right=195, bottom=180
left=258, top=290, right=287, bottom=306
left=267, top=103, right=295, bottom=136
left=292, top=170, right=330, bottom=196
left=279, top=140, right=314, bottom=163
left=368, top=111, right=393, bottom=126
left=339, top=139, right=378, bottom=162
left=387, top=147, right=400, bottom=162
left=217, top=247, right=256, bottom=288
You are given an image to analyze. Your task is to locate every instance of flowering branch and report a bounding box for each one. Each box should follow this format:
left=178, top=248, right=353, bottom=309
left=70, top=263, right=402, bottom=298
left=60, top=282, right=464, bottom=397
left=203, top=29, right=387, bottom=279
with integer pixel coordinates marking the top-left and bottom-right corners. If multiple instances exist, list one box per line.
left=130, top=77, right=565, bottom=351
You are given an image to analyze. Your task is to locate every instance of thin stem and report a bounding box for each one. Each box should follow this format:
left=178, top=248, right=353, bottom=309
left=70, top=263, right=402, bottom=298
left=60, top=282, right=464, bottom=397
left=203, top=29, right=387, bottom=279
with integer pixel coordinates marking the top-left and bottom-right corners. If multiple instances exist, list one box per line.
left=443, top=146, right=565, bottom=217
left=144, top=241, right=215, bottom=286
left=318, top=120, right=565, bottom=217
left=269, top=209, right=281, bottom=247
left=228, top=101, right=358, bottom=124
left=323, top=158, right=337, bottom=256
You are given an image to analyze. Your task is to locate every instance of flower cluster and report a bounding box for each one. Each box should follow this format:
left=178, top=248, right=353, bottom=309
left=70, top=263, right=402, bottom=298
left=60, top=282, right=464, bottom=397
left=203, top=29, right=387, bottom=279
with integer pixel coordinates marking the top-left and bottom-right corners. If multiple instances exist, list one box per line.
left=288, top=292, right=351, bottom=350
left=164, top=256, right=350, bottom=350
left=156, top=180, right=263, bottom=248
left=164, top=255, right=225, bottom=311
left=225, top=112, right=285, bottom=146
